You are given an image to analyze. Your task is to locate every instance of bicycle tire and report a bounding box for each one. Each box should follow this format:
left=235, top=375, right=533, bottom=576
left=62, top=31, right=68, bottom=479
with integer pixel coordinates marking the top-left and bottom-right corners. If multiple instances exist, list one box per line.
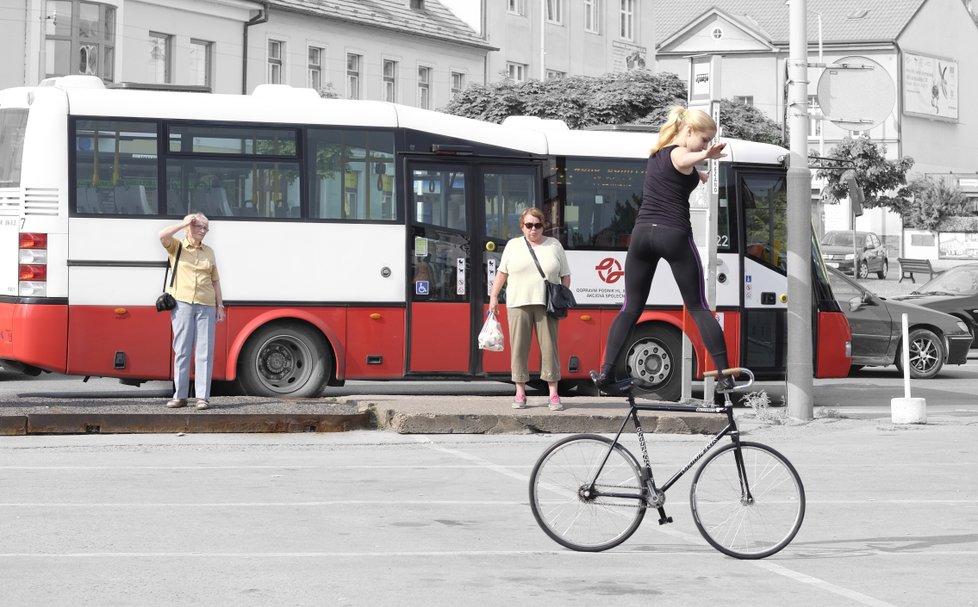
left=529, top=434, right=647, bottom=552
left=690, top=441, right=805, bottom=559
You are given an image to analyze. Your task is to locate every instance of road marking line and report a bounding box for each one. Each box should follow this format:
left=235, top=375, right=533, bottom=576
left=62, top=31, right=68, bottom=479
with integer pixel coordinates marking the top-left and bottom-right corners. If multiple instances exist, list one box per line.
left=418, top=436, right=901, bottom=607
left=753, top=561, right=898, bottom=607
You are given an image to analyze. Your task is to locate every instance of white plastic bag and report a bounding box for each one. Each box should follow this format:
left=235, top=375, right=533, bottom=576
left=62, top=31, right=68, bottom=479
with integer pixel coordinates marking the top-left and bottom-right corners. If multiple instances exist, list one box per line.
left=478, top=312, right=505, bottom=352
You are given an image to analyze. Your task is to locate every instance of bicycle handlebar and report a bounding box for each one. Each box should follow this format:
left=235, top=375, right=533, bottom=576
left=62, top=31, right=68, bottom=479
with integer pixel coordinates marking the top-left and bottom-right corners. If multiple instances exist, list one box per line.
left=703, top=367, right=755, bottom=391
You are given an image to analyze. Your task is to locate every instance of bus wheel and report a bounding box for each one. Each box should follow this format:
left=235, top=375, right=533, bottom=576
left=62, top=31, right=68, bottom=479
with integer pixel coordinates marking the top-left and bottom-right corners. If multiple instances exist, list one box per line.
left=620, top=324, right=683, bottom=401
left=237, top=322, right=332, bottom=397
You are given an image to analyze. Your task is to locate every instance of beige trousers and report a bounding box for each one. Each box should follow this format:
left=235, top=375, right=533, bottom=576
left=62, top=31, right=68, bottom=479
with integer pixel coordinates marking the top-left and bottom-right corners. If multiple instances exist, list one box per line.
left=507, top=305, right=560, bottom=383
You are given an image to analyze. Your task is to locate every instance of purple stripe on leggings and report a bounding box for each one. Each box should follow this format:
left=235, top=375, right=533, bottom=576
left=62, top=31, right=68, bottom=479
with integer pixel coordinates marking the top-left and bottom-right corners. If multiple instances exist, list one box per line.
left=686, top=235, right=709, bottom=310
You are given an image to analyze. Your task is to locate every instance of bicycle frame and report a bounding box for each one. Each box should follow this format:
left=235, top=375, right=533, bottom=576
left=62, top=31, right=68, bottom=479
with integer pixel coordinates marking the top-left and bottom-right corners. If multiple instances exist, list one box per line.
left=587, top=392, right=750, bottom=525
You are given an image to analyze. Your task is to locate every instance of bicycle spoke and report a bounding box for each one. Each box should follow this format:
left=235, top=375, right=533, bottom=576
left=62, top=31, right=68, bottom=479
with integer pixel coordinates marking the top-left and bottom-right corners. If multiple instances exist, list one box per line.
left=529, top=435, right=647, bottom=552
left=690, top=442, right=805, bottom=559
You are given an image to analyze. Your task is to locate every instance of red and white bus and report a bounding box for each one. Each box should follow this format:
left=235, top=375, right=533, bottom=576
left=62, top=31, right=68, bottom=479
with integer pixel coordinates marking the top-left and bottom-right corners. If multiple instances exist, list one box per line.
left=0, top=76, right=850, bottom=399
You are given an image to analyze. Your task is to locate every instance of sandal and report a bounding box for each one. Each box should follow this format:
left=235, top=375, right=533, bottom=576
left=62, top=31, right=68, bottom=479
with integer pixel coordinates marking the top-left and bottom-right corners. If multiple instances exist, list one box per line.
left=512, top=397, right=527, bottom=409
left=166, top=399, right=187, bottom=408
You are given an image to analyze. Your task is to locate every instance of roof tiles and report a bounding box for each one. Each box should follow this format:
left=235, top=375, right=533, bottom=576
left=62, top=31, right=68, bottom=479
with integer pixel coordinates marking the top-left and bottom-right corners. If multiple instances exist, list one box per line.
left=657, top=0, right=927, bottom=46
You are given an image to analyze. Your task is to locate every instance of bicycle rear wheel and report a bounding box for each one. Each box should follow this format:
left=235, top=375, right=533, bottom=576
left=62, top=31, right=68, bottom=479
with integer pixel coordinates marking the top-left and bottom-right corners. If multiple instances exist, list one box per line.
left=529, top=434, right=647, bottom=552
left=690, top=441, right=805, bottom=559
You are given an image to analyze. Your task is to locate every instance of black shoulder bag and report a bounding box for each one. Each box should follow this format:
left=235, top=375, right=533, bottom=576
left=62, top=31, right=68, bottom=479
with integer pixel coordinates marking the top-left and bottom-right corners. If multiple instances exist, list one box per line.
left=524, top=237, right=576, bottom=319
left=155, top=244, right=182, bottom=312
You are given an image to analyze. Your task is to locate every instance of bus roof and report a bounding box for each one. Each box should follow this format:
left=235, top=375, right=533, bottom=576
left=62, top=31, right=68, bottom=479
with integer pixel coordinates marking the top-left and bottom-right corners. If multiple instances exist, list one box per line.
left=33, top=76, right=549, bottom=155
left=11, top=76, right=786, bottom=165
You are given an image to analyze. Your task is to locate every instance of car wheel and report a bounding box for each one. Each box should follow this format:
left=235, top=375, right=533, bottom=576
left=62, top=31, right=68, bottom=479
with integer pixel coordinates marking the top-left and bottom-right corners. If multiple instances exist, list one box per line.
left=895, top=328, right=945, bottom=380
left=876, top=258, right=888, bottom=279
left=857, top=260, right=869, bottom=279
left=617, top=323, right=684, bottom=401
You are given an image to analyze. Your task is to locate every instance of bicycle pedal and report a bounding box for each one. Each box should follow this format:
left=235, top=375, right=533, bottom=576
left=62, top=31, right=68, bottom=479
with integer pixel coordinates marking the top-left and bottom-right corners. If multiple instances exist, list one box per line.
left=657, top=516, right=673, bottom=525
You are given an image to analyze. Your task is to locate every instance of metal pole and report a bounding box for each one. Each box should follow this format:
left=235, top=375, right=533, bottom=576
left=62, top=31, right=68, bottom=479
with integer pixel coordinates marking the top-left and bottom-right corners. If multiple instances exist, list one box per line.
left=786, top=0, right=814, bottom=420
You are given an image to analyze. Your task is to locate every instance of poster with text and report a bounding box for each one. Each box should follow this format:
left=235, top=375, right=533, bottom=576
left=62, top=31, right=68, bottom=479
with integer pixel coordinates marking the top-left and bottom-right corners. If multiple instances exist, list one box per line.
left=903, top=52, right=958, bottom=121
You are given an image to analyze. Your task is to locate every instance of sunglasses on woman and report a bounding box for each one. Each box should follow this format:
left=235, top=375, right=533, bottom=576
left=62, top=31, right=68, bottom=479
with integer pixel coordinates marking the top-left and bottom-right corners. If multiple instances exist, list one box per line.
left=523, top=222, right=543, bottom=230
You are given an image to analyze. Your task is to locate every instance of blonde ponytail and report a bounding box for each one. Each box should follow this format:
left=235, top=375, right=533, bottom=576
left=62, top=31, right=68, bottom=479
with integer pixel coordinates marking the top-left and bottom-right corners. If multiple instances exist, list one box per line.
left=650, top=106, right=717, bottom=154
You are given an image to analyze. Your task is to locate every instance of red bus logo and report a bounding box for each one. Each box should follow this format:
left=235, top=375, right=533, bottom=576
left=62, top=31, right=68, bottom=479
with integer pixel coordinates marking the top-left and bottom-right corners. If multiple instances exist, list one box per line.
left=595, top=257, right=624, bottom=284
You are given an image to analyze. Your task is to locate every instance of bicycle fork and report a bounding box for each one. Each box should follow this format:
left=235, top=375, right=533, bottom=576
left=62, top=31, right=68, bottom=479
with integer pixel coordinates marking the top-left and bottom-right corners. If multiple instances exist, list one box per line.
left=631, top=409, right=673, bottom=526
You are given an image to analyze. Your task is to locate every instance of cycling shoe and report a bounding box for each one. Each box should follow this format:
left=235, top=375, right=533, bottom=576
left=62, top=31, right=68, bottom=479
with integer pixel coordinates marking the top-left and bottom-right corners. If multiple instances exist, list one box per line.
left=590, top=370, right=633, bottom=395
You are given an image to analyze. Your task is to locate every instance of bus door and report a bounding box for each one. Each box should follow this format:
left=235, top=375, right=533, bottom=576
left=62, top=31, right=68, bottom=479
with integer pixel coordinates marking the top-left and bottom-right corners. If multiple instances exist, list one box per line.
left=738, top=168, right=790, bottom=376
left=405, top=160, right=541, bottom=375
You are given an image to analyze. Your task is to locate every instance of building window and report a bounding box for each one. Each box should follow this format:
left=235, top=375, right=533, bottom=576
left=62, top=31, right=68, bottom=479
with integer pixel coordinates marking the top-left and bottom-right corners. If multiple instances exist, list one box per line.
left=546, top=70, right=565, bottom=80
left=188, top=39, right=211, bottom=88
left=506, top=62, right=527, bottom=82
left=417, top=66, right=431, bottom=109
left=267, top=39, right=283, bottom=84
left=508, top=0, right=525, bottom=15
left=384, top=60, right=398, bottom=102
left=712, top=27, right=724, bottom=39
left=619, top=0, right=634, bottom=40
left=45, top=0, right=116, bottom=81
left=584, top=0, right=600, bottom=33
left=546, top=0, right=563, bottom=24
left=451, top=71, right=465, bottom=97
left=148, top=32, right=171, bottom=84
left=808, top=96, right=823, bottom=137
left=733, top=96, right=753, bottom=106
left=308, top=46, right=324, bottom=91
left=347, top=53, right=361, bottom=99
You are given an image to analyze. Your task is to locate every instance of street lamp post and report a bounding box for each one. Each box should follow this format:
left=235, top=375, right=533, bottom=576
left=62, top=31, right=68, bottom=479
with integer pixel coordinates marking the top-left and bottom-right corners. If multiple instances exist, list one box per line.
left=786, top=0, right=814, bottom=420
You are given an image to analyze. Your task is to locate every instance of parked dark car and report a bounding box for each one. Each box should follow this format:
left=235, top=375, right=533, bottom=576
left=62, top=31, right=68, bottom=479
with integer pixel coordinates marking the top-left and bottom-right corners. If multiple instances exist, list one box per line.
left=892, top=263, right=978, bottom=348
left=821, top=230, right=889, bottom=279
left=826, top=266, right=972, bottom=378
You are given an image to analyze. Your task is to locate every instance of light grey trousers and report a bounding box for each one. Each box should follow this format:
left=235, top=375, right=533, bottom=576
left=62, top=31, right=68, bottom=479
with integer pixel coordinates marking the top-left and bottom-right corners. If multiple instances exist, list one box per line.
left=507, top=304, right=560, bottom=383
left=171, top=301, right=216, bottom=400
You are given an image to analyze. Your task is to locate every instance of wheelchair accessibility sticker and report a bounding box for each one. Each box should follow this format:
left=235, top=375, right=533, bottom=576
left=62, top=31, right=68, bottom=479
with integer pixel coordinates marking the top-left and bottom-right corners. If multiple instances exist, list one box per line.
left=416, top=281, right=430, bottom=296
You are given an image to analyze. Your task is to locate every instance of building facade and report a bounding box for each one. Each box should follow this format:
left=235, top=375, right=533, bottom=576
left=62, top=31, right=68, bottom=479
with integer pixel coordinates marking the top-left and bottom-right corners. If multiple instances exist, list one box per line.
left=1, top=0, right=492, bottom=109
left=478, top=0, right=655, bottom=82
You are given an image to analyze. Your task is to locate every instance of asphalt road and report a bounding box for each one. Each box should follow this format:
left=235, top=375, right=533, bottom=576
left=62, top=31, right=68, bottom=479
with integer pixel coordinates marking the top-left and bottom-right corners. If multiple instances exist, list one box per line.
left=1, top=424, right=975, bottom=606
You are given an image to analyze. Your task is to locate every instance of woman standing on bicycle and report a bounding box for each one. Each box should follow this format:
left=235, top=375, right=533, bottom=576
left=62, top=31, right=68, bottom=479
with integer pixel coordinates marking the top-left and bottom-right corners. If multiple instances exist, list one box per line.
left=592, top=107, right=733, bottom=394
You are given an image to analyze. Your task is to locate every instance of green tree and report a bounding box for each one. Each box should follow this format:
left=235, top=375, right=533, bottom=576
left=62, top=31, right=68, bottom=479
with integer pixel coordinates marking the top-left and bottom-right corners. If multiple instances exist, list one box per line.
left=813, top=136, right=914, bottom=210
left=898, top=176, right=970, bottom=230
left=716, top=99, right=785, bottom=146
left=443, top=71, right=785, bottom=144
left=442, top=70, right=687, bottom=128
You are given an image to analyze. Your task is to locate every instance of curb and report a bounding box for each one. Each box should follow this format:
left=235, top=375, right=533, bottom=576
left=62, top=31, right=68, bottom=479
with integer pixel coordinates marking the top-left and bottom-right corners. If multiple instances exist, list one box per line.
left=376, top=409, right=727, bottom=435
left=0, top=412, right=372, bottom=435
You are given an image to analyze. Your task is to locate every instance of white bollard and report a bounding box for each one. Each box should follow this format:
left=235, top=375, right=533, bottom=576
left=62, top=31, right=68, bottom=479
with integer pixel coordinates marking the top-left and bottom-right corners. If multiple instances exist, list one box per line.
left=891, top=313, right=926, bottom=424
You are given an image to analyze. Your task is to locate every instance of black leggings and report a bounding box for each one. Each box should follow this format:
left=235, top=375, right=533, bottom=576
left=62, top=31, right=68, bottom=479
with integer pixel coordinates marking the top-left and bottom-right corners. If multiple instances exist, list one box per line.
left=601, top=224, right=730, bottom=375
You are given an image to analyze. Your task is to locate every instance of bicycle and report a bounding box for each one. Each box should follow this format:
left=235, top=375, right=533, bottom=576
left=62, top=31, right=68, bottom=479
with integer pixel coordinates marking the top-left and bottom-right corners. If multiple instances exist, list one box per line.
left=528, top=368, right=805, bottom=559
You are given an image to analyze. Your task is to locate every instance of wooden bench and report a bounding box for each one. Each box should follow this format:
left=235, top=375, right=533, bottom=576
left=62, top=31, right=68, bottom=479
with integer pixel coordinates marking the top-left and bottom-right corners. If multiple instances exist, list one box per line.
left=897, top=258, right=940, bottom=283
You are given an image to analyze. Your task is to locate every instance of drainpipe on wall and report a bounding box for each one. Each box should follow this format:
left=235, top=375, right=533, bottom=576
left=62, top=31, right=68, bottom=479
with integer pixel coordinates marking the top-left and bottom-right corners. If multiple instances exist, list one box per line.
left=242, top=2, right=269, bottom=94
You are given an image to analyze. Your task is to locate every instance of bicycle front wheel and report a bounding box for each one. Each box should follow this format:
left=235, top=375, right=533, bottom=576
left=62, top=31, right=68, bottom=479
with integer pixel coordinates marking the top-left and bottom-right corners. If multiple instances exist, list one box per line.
left=690, top=441, right=805, bottom=559
left=529, top=434, right=647, bottom=552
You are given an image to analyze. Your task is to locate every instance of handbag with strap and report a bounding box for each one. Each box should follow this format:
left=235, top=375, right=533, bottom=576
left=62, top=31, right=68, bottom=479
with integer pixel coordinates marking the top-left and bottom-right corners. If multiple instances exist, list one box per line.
left=155, top=243, right=183, bottom=312
left=524, top=237, right=576, bottom=319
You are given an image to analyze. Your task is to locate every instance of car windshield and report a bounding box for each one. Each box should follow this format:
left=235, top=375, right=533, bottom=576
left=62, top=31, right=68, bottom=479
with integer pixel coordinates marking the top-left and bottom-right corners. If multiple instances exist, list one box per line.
left=822, top=231, right=856, bottom=247
left=916, top=265, right=978, bottom=295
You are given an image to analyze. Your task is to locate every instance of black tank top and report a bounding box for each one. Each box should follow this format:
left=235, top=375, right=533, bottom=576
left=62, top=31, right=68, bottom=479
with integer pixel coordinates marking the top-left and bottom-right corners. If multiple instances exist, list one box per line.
left=635, top=144, right=701, bottom=233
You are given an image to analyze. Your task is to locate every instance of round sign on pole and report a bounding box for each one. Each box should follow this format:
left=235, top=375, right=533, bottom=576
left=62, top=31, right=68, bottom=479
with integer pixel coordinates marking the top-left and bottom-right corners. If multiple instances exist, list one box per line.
left=816, top=56, right=895, bottom=131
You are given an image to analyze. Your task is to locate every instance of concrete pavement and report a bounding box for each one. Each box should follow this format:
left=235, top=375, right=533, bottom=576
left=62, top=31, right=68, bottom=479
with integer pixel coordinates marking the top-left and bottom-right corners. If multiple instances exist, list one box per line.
left=0, top=389, right=739, bottom=436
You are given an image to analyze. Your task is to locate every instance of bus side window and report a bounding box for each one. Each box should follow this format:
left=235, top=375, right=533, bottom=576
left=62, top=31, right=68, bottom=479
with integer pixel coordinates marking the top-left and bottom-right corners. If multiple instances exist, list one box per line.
left=76, top=187, right=99, bottom=213
left=115, top=185, right=154, bottom=215
left=167, top=188, right=186, bottom=216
